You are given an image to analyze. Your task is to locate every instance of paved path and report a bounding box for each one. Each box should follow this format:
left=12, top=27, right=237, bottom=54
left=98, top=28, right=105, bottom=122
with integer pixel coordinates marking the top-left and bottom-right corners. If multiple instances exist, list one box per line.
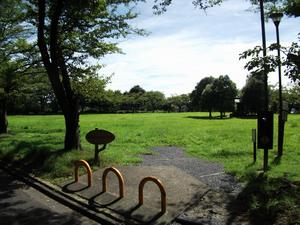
left=140, top=147, right=242, bottom=193
left=0, top=168, right=100, bottom=225
left=140, top=147, right=244, bottom=225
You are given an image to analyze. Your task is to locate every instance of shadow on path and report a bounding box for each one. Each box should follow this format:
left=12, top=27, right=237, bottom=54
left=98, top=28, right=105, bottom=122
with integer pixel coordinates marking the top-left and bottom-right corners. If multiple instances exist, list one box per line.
left=0, top=169, right=96, bottom=225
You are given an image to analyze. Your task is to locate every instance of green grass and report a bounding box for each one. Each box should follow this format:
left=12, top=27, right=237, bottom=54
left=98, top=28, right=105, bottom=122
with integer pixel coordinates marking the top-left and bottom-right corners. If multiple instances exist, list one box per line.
left=0, top=112, right=300, bottom=181
left=1, top=112, right=300, bottom=224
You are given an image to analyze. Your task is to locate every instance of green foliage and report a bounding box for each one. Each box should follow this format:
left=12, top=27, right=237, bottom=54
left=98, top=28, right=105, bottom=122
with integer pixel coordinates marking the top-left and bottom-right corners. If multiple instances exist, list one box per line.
left=143, top=91, right=166, bottom=112
left=240, top=40, right=300, bottom=88
left=255, top=0, right=300, bottom=17
left=201, top=83, right=214, bottom=116
left=229, top=173, right=300, bottom=224
left=190, top=76, right=215, bottom=111
left=239, top=45, right=279, bottom=77
left=285, top=0, right=300, bottom=17
left=153, top=0, right=299, bottom=17
left=286, top=85, right=300, bottom=112
left=164, top=94, right=190, bottom=112
left=240, top=75, right=265, bottom=113
left=72, top=75, right=110, bottom=112
left=212, top=75, right=238, bottom=115
left=190, top=75, right=237, bottom=116
left=152, top=0, right=222, bottom=14
left=27, top=0, right=146, bottom=74
left=284, top=36, right=300, bottom=83
left=271, top=84, right=300, bottom=113
left=20, top=0, right=148, bottom=149
left=129, top=85, right=146, bottom=94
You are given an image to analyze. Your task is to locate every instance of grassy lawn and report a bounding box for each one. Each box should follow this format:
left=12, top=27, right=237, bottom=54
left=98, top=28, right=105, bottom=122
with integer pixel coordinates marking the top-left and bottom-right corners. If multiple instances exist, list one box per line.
left=0, top=112, right=299, bottom=224
left=1, top=112, right=299, bottom=181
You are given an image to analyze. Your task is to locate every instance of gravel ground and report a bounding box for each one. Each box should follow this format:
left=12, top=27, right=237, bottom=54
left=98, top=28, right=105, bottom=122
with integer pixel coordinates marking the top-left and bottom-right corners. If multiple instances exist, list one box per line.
left=140, top=147, right=242, bottom=193
left=139, top=147, right=244, bottom=225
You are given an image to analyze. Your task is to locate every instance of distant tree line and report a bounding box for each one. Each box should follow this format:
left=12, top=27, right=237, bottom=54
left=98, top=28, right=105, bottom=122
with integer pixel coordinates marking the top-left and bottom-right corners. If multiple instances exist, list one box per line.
left=4, top=68, right=300, bottom=118
left=5, top=73, right=192, bottom=115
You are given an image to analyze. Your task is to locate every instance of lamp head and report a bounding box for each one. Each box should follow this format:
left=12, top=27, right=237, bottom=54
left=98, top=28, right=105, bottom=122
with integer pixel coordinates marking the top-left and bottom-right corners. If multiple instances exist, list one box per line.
left=270, top=12, right=283, bottom=26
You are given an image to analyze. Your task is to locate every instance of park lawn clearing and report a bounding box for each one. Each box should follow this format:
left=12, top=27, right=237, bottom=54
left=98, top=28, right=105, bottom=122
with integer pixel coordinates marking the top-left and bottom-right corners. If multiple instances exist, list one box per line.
left=0, top=112, right=299, bottom=182
left=1, top=112, right=300, bottom=224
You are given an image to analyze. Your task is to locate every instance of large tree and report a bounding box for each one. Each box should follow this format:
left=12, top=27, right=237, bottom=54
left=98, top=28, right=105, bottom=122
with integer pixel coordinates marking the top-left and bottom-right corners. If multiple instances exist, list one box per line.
left=143, top=91, right=166, bottom=112
left=0, top=0, right=35, bottom=133
left=240, top=75, right=265, bottom=114
left=201, top=83, right=215, bottom=118
left=190, top=76, right=215, bottom=111
left=0, top=62, right=19, bottom=134
left=25, top=0, right=144, bottom=150
left=212, top=75, right=238, bottom=118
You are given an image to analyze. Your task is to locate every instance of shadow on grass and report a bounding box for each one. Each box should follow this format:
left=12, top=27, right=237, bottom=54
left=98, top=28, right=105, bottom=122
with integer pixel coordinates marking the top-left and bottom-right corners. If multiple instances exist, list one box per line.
left=233, top=115, right=258, bottom=119
left=272, top=156, right=282, bottom=165
left=185, top=116, right=232, bottom=120
left=211, top=149, right=248, bottom=158
left=1, top=140, right=70, bottom=176
left=226, top=172, right=300, bottom=225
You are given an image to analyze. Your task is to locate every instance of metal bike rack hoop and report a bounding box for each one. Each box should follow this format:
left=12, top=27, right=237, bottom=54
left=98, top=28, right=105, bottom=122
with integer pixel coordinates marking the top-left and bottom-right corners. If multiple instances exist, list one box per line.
left=74, top=160, right=92, bottom=187
left=102, top=167, right=125, bottom=198
left=138, top=176, right=167, bottom=214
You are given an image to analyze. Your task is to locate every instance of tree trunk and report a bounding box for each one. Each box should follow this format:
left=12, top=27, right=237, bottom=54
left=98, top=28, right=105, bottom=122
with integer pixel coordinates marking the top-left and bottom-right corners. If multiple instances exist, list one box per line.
left=64, top=102, right=81, bottom=150
left=0, top=99, right=8, bottom=134
left=37, top=0, right=81, bottom=151
left=209, top=110, right=212, bottom=119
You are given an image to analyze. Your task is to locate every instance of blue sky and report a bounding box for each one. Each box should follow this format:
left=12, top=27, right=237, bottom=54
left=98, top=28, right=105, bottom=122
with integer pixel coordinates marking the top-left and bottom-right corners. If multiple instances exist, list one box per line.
left=101, top=0, right=299, bottom=96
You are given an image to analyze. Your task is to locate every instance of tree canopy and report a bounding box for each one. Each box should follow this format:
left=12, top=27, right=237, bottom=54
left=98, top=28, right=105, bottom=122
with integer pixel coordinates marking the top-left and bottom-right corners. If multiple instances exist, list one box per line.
left=20, top=0, right=146, bottom=150
left=240, top=75, right=265, bottom=114
left=0, top=0, right=36, bottom=133
left=190, top=75, right=237, bottom=118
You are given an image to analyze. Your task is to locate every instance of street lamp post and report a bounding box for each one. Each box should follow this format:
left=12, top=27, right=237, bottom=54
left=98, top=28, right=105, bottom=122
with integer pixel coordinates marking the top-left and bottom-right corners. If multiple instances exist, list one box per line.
left=259, top=0, right=270, bottom=172
left=270, top=12, right=284, bottom=157
left=259, top=0, right=268, bottom=112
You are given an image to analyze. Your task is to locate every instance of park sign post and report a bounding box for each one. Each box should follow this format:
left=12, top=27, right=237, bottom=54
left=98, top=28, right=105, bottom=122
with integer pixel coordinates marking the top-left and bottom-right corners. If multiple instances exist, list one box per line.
left=257, top=112, right=274, bottom=171
left=86, top=128, right=115, bottom=166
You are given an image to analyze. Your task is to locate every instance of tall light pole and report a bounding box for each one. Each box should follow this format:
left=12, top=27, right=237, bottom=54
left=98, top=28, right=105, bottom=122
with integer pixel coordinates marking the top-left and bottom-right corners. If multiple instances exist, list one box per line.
left=270, top=12, right=284, bottom=157
left=259, top=0, right=270, bottom=172
left=259, top=0, right=268, bottom=112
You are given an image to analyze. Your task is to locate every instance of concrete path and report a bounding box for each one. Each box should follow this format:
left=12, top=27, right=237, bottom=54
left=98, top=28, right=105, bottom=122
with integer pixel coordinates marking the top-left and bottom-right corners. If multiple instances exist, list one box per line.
left=0, top=168, right=100, bottom=225
left=140, top=147, right=244, bottom=225
left=60, top=166, right=210, bottom=225
left=140, top=147, right=242, bottom=193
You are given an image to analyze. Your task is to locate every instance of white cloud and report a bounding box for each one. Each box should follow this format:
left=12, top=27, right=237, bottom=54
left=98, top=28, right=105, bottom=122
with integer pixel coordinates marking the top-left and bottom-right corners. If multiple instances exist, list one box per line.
left=99, top=0, right=299, bottom=96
